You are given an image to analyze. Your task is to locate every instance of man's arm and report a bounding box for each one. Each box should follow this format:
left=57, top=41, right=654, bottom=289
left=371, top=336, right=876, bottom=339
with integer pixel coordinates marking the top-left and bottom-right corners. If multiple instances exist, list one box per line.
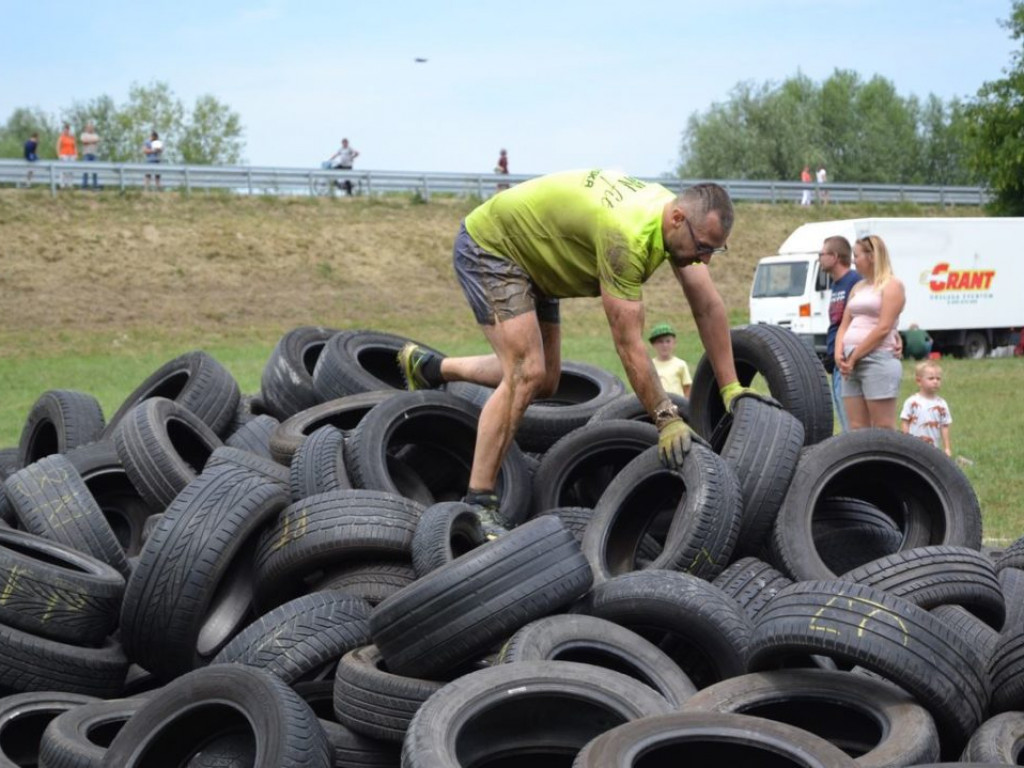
left=670, top=261, right=737, bottom=389
left=600, top=289, right=666, bottom=414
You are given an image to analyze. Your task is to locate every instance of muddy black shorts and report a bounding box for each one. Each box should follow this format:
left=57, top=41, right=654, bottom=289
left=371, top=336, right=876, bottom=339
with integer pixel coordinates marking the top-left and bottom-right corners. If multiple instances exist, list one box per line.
left=452, top=221, right=560, bottom=326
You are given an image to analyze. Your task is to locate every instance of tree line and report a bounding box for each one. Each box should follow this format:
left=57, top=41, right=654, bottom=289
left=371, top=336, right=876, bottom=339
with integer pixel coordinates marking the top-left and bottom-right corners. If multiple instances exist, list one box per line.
left=679, top=1, right=1024, bottom=214
left=678, top=70, right=974, bottom=187
left=0, top=81, right=243, bottom=166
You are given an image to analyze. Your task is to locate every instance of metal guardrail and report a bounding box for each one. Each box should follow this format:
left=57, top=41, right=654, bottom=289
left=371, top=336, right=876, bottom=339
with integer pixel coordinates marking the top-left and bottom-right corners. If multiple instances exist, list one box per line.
left=0, top=159, right=991, bottom=205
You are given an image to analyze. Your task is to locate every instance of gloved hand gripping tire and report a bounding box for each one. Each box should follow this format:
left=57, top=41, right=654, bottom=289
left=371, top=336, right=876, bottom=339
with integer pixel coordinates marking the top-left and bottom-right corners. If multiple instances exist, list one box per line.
left=719, top=381, right=783, bottom=413
left=654, top=400, right=691, bottom=468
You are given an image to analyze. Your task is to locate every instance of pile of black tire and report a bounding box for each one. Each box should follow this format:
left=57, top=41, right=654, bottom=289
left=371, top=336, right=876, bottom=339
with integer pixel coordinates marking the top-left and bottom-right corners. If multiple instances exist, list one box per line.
left=0, top=323, right=1021, bottom=767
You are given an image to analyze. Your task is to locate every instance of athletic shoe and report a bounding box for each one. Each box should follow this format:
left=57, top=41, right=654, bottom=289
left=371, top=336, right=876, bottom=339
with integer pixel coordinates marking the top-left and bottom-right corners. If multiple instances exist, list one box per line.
left=397, top=343, right=438, bottom=391
left=462, top=490, right=506, bottom=539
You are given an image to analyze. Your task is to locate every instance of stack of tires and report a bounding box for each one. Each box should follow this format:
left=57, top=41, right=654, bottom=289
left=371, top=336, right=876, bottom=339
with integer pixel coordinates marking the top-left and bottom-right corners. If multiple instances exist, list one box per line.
left=0, top=324, right=1018, bottom=766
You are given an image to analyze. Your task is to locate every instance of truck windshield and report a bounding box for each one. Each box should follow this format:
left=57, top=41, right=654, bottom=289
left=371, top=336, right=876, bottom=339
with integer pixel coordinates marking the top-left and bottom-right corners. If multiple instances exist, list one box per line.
left=751, top=262, right=809, bottom=298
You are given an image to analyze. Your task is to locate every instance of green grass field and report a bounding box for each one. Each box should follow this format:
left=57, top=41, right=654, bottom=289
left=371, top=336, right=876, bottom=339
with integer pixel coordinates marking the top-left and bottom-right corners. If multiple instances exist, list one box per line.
left=0, top=190, right=1020, bottom=544
left=0, top=328, right=1020, bottom=545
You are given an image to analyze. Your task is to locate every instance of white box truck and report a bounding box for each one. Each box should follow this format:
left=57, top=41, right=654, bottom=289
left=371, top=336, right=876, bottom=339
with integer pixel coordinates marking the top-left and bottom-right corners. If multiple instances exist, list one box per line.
left=749, top=217, right=1024, bottom=359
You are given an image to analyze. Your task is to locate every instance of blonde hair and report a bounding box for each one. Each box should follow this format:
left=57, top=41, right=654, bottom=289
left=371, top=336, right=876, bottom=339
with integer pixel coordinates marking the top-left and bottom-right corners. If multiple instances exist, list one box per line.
left=856, top=235, right=894, bottom=287
left=915, top=360, right=942, bottom=378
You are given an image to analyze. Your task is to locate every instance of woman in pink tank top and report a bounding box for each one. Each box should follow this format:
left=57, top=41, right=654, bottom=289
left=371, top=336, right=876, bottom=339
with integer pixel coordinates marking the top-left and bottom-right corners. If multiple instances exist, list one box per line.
left=834, top=235, right=906, bottom=429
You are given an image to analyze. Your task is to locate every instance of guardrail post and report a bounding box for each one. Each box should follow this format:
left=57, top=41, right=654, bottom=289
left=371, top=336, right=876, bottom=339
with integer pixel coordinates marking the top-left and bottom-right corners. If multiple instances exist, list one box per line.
left=940, top=186, right=946, bottom=207
left=246, top=169, right=253, bottom=196
left=422, top=175, right=430, bottom=202
left=770, top=182, right=776, bottom=204
left=49, top=164, right=57, bottom=197
left=184, top=167, right=191, bottom=196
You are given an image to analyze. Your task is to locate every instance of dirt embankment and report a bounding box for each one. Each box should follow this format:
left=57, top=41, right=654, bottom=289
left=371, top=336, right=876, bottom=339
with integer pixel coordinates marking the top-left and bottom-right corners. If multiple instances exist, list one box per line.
left=0, top=189, right=979, bottom=357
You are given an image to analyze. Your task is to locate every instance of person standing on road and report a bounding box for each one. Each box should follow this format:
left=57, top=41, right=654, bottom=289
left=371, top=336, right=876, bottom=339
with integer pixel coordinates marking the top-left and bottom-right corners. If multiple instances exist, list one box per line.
left=495, top=148, right=509, bottom=191
left=80, top=121, right=100, bottom=190
left=329, top=138, right=359, bottom=195
left=143, top=131, right=163, bottom=190
left=835, top=234, right=906, bottom=430
left=816, top=164, right=829, bottom=205
left=819, top=235, right=861, bottom=432
left=57, top=123, right=77, bottom=189
left=396, top=170, right=762, bottom=530
left=23, top=132, right=39, bottom=186
left=800, top=165, right=812, bottom=206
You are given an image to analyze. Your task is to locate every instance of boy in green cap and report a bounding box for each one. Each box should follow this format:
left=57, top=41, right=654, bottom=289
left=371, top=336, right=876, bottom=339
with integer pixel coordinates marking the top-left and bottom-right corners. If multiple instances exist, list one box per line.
left=649, top=323, right=692, bottom=398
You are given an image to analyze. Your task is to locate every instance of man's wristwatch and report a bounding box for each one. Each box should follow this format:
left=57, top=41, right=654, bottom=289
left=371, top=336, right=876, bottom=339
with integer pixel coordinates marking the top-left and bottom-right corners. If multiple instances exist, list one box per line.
left=653, top=401, right=680, bottom=430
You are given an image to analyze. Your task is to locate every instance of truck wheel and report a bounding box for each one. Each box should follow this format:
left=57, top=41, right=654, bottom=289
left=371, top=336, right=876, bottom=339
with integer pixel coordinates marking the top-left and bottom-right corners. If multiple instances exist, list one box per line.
left=962, top=331, right=990, bottom=359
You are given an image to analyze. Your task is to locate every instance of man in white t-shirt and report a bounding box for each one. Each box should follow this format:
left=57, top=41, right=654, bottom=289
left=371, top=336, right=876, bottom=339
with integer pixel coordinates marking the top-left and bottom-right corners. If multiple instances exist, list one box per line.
left=648, top=322, right=692, bottom=398
left=816, top=164, right=829, bottom=205
left=329, top=138, right=359, bottom=195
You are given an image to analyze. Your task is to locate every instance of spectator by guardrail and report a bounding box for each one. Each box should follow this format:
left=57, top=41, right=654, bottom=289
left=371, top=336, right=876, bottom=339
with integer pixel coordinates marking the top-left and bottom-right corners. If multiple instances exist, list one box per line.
left=0, top=159, right=991, bottom=206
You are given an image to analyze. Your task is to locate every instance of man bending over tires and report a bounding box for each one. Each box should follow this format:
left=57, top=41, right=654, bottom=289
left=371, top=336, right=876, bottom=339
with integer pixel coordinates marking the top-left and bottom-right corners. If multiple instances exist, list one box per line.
left=397, top=169, right=753, bottom=531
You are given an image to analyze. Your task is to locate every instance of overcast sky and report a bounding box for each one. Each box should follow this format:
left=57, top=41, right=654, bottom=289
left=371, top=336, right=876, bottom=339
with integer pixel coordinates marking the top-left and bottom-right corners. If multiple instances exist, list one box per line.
left=2, top=0, right=1016, bottom=175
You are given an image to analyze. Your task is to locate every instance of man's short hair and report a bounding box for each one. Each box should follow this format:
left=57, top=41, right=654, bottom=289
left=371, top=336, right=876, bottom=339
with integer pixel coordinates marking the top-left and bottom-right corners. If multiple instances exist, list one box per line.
left=679, top=183, right=734, bottom=236
left=824, top=235, right=852, bottom=266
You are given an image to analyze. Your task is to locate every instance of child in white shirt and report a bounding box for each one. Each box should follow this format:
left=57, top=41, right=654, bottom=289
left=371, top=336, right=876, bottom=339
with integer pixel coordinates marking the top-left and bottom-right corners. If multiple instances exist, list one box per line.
left=900, top=361, right=952, bottom=456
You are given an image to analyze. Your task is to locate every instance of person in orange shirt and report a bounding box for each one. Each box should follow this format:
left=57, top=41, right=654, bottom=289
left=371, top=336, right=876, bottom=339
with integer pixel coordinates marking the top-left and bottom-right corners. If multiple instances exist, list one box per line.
left=57, top=123, right=77, bottom=189
left=800, top=165, right=812, bottom=206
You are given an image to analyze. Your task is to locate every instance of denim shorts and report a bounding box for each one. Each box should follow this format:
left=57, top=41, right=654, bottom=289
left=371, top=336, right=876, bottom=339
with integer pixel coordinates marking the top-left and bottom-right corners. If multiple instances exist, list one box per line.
left=452, top=221, right=559, bottom=326
left=841, top=347, right=902, bottom=400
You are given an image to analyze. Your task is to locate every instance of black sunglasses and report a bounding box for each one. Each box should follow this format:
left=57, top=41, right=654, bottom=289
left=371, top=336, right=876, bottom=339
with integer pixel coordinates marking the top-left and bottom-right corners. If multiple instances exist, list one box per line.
left=683, top=217, right=728, bottom=257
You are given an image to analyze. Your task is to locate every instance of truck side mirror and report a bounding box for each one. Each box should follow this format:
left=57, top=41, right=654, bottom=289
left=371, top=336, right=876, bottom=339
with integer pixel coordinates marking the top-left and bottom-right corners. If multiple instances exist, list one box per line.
left=815, top=269, right=831, bottom=292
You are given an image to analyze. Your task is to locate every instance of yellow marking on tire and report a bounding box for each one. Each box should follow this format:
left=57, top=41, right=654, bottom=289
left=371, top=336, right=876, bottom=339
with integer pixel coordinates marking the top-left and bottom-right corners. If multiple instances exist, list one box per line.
left=0, top=567, right=23, bottom=606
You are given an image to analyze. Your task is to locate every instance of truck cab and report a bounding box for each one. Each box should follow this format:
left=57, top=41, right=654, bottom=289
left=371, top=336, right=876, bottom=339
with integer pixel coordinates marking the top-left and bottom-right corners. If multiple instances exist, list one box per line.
left=750, top=253, right=832, bottom=356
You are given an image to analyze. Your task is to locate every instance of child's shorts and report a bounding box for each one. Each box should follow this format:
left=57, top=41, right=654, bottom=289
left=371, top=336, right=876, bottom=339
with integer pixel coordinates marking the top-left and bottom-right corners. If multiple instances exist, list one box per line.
left=841, top=347, right=902, bottom=400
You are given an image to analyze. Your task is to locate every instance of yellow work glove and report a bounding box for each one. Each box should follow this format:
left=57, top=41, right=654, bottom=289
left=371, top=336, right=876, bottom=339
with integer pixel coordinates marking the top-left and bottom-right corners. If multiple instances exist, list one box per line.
left=720, top=381, right=782, bottom=413
left=657, top=418, right=692, bottom=468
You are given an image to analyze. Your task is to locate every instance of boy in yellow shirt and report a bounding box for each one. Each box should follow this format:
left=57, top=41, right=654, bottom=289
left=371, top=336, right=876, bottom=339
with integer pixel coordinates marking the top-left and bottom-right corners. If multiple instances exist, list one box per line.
left=649, top=323, right=692, bottom=398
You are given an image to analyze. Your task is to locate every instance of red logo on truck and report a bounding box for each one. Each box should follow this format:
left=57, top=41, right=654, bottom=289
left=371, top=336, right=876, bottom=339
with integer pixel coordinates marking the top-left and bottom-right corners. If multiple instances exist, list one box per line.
left=929, top=263, right=995, bottom=292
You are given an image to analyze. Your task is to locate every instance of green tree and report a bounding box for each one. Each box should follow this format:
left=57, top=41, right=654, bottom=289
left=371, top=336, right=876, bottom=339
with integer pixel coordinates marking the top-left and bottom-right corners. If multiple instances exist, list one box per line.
left=964, top=1, right=1024, bottom=213
left=116, top=81, right=186, bottom=163
left=919, top=96, right=976, bottom=186
left=679, top=69, right=967, bottom=185
left=817, top=69, right=860, bottom=175
left=845, top=75, right=922, bottom=183
left=0, top=81, right=245, bottom=165
left=680, top=76, right=823, bottom=180
left=0, top=107, right=58, bottom=159
left=178, top=94, right=244, bottom=164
